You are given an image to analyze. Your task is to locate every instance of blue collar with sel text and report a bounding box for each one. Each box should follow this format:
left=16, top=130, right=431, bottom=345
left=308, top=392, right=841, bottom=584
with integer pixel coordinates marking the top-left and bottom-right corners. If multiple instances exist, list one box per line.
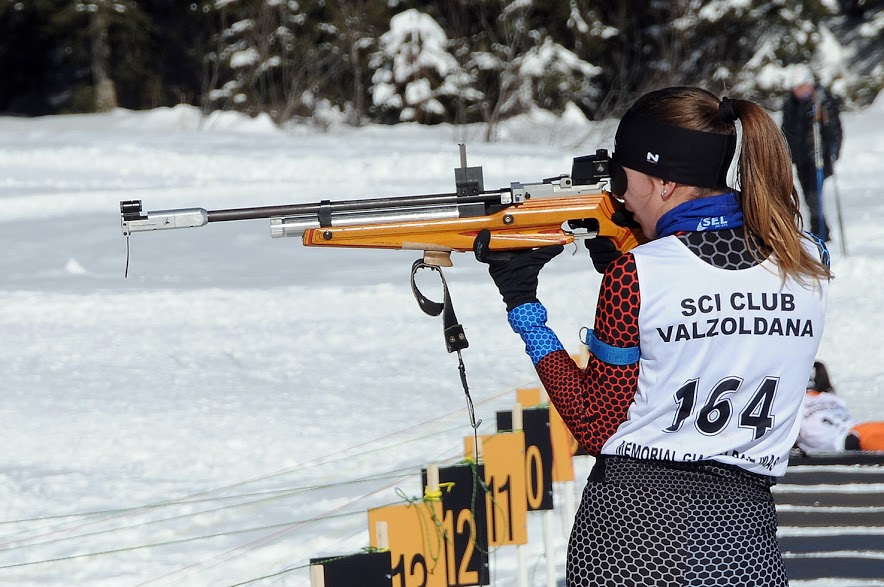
left=656, top=192, right=743, bottom=238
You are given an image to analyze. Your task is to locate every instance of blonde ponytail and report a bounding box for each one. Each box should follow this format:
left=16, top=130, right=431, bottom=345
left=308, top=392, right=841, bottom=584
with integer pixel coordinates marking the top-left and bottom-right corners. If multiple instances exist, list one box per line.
left=731, top=98, right=832, bottom=285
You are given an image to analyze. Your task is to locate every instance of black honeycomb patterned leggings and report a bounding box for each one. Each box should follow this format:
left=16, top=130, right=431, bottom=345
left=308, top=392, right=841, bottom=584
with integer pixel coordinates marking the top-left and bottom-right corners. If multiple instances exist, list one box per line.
left=568, top=456, right=787, bottom=586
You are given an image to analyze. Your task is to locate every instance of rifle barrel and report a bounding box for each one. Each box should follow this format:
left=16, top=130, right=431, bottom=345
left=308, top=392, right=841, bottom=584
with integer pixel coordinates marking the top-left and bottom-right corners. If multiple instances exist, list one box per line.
left=120, top=191, right=503, bottom=235
left=206, top=191, right=497, bottom=223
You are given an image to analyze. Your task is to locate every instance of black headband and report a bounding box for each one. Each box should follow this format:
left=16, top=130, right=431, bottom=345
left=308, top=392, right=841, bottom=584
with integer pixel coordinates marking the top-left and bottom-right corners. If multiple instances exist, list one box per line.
left=612, top=111, right=736, bottom=189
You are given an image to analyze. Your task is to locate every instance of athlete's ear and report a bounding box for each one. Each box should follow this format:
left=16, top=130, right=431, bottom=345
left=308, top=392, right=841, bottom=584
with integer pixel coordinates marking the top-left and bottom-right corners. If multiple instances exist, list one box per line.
left=659, top=180, right=678, bottom=200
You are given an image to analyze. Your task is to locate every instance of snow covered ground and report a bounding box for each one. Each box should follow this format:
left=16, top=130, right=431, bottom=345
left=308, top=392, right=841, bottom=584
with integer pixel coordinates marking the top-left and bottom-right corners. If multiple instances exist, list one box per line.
left=0, top=97, right=882, bottom=586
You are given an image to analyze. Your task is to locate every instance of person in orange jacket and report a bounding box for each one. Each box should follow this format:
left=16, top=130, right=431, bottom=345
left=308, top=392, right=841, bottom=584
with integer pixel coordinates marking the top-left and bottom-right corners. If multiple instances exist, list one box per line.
left=797, top=360, right=884, bottom=452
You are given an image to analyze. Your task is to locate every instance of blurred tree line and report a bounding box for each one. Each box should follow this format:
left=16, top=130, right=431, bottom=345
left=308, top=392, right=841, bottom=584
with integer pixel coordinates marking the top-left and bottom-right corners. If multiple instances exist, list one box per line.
left=1, top=0, right=881, bottom=129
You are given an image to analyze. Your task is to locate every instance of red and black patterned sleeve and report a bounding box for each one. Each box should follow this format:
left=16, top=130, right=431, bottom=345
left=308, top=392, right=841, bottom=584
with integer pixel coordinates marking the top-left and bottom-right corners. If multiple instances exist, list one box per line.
left=533, top=253, right=641, bottom=454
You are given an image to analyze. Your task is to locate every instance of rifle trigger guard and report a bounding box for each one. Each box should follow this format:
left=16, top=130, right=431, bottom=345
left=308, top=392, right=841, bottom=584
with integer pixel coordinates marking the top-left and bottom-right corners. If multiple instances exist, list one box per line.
left=410, top=259, right=469, bottom=353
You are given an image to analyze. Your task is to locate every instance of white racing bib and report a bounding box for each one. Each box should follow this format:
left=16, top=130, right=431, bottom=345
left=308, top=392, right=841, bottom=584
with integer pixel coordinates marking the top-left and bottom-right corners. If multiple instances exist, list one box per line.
left=601, top=236, right=828, bottom=476
left=797, top=391, right=855, bottom=452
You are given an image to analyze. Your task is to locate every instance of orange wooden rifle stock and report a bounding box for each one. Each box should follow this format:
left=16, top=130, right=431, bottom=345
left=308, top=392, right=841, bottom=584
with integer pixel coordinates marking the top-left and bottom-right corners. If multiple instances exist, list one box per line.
left=120, top=146, right=644, bottom=267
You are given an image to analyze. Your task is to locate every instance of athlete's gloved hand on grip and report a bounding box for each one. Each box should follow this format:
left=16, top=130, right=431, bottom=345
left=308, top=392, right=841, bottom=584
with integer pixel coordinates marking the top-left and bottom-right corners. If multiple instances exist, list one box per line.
left=585, top=237, right=621, bottom=274
left=473, top=229, right=563, bottom=311
left=585, top=206, right=641, bottom=273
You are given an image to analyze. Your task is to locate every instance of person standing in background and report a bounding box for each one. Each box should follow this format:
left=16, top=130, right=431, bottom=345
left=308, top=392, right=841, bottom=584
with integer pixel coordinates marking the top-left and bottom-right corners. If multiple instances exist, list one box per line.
left=781, top=64, right=843, bottom=243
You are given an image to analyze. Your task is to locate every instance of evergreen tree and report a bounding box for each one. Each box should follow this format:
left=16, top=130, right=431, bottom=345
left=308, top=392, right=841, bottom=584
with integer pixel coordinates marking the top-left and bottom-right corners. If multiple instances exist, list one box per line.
left=0, top=0, right=63, bottom=115
left=564, top=1, right=683, bottom=119
left=207, top=0, right=383, bottom=124
left=315, top=0, right=389, bottom=126
left=2, top=0, right=880, bottom=122
left=53, top=0, right=152, bottom=112
left=0, top=0, right=160, bottom=114
left=143, top=0, right=215, bottom=108
left=408, top=0, right=601, bottom=137
left=671, top=0, right=832, bottom=107
left=206, top=0, right=302, bottom=120
left=368, top=8, right=470, bottom=124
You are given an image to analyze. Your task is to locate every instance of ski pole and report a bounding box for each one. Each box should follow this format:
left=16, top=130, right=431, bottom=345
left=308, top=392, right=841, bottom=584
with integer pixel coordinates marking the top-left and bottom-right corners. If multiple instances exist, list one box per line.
left=812, top=107, right=826, bottom=241
left=829, top=146, right=848, bottom=256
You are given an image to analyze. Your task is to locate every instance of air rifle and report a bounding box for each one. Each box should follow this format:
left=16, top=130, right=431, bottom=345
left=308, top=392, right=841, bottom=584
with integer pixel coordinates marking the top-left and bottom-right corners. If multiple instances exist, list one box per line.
left=119, top=146, right=643, bottom=268
left=120, top=146, right=644, bottom=428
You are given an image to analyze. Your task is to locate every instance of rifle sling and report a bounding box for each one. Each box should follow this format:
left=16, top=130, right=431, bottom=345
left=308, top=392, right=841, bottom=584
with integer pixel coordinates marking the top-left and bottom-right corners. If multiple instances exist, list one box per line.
left=410, top=259, right=468, bottom=353
left=410, top=259, right=481, bottom=434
